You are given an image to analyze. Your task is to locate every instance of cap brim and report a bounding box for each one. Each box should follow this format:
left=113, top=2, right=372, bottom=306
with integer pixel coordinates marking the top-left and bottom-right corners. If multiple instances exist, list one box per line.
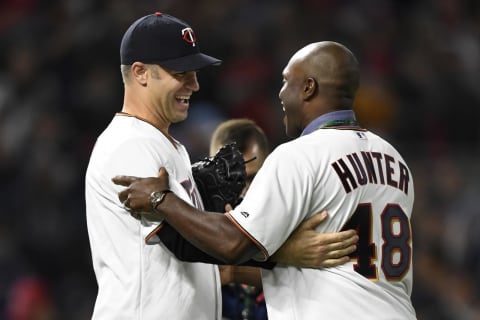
left=158, top=53, right=221, bottom=72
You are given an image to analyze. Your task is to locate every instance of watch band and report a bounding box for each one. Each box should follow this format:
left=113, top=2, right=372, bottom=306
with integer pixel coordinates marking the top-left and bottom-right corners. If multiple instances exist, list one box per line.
left=150, top=189, right=172, bottom=213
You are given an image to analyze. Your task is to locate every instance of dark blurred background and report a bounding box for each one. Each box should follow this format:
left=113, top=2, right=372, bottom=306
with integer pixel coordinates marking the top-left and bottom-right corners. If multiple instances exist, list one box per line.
left=0, top=0, right=479, bottom=319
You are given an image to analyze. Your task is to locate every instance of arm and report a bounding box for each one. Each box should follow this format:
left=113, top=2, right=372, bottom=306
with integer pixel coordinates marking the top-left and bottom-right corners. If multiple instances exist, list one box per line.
left=272, top=211, right=358, bottom=267
left=158, top=212, right=357, bottom=268
left=157, top=222, right=275, bottom=268
left=219, top=212, right=360, bottom=287
left=116, top=168, right=257, bottom=265
left=158, top=194, right=256, bottom=264
left=113, top=168, right=358, bottom=266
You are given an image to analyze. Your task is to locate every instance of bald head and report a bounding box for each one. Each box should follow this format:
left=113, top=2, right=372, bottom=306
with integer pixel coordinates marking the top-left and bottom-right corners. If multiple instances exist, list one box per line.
left=290, top=41, right=359, bottom=107
left=279, top=41, right=360, bottom=137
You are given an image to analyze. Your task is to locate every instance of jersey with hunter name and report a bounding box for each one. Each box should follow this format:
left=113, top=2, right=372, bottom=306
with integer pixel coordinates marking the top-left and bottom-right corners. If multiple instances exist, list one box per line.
left=228, top=128, right=416, bottom=319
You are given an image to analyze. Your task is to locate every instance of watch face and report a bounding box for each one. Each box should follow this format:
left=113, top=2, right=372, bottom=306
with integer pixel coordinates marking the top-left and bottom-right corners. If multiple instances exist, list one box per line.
left=150, top=191, right=162, bottom=210
left=150, top=190, right=171, bottom=212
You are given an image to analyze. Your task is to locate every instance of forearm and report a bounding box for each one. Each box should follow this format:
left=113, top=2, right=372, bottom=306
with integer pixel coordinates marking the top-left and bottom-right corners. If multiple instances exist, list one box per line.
left=158, top=223, right=275, bottom=268
left=158, top=192, right=259, bottom=265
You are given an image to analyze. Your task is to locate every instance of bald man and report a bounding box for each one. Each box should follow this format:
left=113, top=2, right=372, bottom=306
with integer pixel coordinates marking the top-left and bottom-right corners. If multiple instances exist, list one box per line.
left=114, top=41, right=416, bottom=319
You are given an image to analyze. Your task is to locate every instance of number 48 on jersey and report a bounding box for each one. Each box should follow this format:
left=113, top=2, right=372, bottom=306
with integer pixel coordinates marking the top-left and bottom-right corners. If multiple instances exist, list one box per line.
left=342, top=203, right=412, bottom=280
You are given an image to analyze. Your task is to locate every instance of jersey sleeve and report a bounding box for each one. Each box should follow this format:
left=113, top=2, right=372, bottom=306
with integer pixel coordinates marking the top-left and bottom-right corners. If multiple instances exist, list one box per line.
left=227, top=142, right=315, bottom=258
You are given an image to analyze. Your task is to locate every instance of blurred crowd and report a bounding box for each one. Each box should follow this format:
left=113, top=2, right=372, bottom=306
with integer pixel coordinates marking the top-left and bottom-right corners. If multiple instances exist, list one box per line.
left=0, top=0, right=479, bottom=319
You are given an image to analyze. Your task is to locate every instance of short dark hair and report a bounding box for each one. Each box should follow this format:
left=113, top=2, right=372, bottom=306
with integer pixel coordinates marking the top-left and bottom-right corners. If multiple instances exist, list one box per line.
left=210, top=119, right=269, bottom=158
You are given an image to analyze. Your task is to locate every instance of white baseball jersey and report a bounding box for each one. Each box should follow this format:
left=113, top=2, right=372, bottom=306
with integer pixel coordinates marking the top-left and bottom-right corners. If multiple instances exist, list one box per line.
left=228, top=125, right=416, bottom=319
left=85, top=114, right=221, bottom=320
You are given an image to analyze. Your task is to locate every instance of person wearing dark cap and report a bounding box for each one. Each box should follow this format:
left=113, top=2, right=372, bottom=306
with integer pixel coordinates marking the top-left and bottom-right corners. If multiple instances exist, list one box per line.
left=85, top=12, right=224, bottom=319
left=85, top=13, right=358, bottom=320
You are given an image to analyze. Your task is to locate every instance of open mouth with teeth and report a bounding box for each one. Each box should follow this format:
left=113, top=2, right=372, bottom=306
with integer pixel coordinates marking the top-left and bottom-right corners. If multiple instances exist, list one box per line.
left=176, top=95, right=191, bottom=104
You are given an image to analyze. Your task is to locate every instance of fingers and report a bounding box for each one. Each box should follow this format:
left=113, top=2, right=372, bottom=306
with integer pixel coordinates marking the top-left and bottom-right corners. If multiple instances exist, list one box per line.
left=339, top=230, right=359, bottom=246
left=325, top=242, right=357, bottom=258
left=158, top=167, right=169, bottom=177
left=306, top=241, right=357, bottom=268
left=301, top=230, right=358, bottom=268
left=324, top=230, right=359, bottom=249
left=336, top=244, right=357, bottom=257
left=112, top=175, right=138, bottom=186
left=224, top=203, right=233, bottom=212
left=318, top=232, right=358, bottom=261
left=300, top=210, right=328, bottom=230
left=118, top=188, right=129, bottom=203
left=319, top=256, right=351, bottom=268
left=337, top=229, right=358, bottom=241
left=114, top=168, right=169, bottom=215
left=319, top=229, right=358, bottom=245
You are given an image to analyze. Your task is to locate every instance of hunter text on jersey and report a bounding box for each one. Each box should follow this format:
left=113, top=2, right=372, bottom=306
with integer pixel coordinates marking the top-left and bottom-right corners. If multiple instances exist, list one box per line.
left=331, top=151, right=410, bottom=194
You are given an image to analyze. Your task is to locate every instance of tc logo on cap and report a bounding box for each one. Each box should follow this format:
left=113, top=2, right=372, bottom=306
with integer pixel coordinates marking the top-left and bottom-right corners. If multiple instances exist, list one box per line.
left=182, top=28, right=196, bottom=47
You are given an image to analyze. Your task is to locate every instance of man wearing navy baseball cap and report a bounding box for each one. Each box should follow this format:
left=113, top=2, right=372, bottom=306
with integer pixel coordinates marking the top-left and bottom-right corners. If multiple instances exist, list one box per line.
left=85, top=12, right=223, bottom=319
left=120, top=12, right=221, bottom=71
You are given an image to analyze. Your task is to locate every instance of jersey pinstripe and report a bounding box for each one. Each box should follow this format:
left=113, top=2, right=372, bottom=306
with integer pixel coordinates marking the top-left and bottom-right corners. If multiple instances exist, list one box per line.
left=228, top=128, right=416, bottom=319
left=85, top=115, right=221, bottom=320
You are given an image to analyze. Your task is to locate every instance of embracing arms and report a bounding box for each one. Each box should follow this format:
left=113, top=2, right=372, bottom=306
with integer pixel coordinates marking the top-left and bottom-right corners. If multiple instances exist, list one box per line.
left=113, top=168, right=358, bottom=266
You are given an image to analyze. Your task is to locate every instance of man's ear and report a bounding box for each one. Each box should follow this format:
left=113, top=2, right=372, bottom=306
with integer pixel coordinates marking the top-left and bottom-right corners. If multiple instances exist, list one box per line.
left=131, top=62, right=148, bottom=86
left=302, top=77, right=317, bottom=100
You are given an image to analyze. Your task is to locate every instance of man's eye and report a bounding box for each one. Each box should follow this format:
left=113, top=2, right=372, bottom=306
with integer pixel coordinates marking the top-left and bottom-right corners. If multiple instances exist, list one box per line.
left=172, top=70, right=198, bottom=78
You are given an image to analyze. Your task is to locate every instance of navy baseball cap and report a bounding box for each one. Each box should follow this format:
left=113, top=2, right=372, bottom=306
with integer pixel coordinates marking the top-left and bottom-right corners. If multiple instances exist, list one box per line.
left=120, top=12, right=221, bottom=71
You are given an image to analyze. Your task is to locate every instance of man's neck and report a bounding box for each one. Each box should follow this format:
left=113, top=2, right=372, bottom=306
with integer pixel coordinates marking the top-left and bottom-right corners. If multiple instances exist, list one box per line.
left=301, top=110, right=356, bottom=136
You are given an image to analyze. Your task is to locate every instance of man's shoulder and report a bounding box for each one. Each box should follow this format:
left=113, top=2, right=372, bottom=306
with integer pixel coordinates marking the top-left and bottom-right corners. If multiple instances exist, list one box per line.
left=96, top=116, right=172, bottom=148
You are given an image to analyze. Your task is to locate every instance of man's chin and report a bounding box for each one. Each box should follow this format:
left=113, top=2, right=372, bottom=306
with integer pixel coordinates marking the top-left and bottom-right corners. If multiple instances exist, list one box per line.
left=172, top=113, right=188, bottom=124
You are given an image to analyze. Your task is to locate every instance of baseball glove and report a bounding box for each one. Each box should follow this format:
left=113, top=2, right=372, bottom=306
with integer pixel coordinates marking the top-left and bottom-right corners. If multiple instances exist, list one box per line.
left=191, top=143, right=246, bottom=212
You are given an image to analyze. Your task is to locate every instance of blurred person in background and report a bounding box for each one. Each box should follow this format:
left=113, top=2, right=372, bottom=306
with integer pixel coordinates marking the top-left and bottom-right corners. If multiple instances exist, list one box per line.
left=209, top=118, right=270, bottom=320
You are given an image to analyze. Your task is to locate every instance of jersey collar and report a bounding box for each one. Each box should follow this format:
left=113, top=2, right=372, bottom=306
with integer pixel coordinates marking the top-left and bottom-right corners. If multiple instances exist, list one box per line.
left=301, top=110, right=357, bottom=136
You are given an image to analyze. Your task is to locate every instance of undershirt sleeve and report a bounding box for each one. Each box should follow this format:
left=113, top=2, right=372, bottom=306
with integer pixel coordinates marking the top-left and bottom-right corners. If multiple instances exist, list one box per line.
left=157, top=223, right=276, bottom=269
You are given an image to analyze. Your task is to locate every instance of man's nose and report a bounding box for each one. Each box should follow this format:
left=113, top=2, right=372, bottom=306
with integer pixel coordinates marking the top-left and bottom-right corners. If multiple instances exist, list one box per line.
left=185, top=72, right=200, bottom=91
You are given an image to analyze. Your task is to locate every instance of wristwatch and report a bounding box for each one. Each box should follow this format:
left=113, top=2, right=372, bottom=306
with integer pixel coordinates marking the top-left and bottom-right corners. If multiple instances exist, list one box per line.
left=150, top=190, right=172, bottom=213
